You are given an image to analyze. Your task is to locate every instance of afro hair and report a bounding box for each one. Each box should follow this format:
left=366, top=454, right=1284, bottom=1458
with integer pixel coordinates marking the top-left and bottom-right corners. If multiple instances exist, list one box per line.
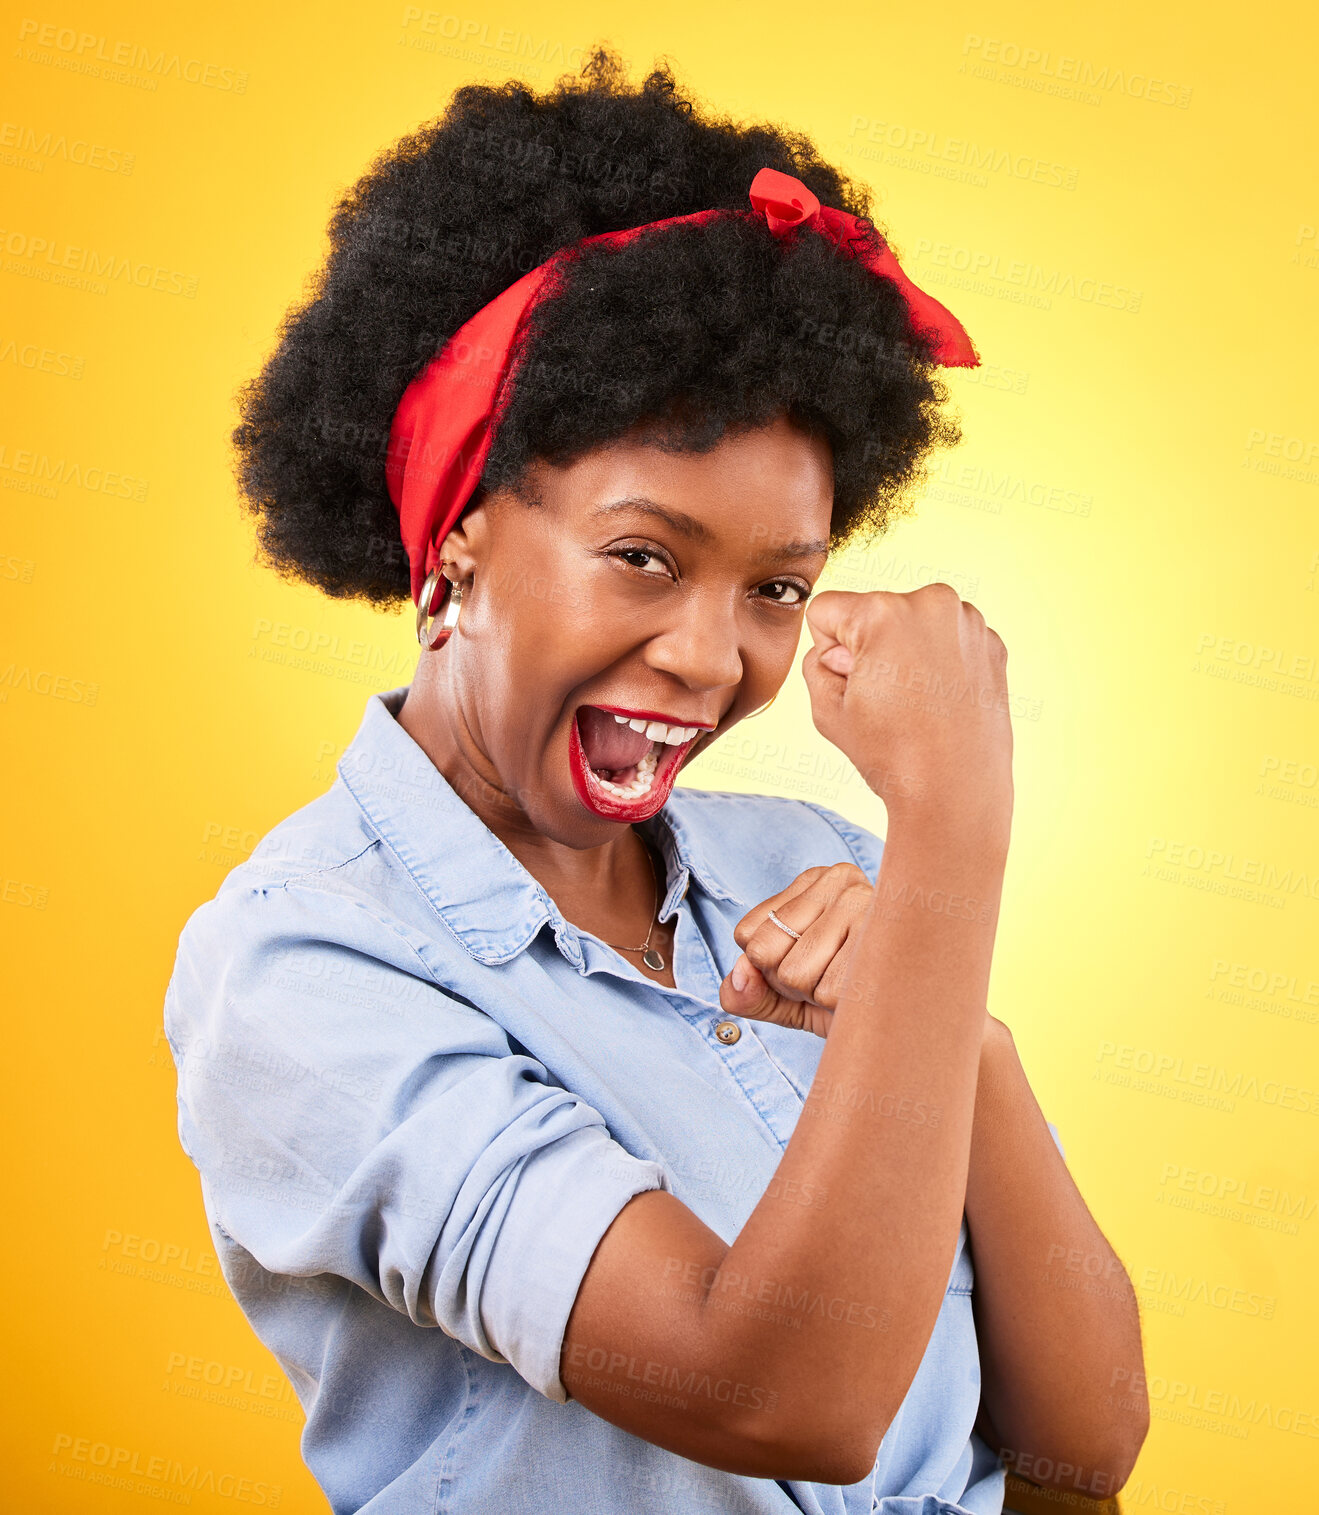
left=231, top=44, right=964, bottom=609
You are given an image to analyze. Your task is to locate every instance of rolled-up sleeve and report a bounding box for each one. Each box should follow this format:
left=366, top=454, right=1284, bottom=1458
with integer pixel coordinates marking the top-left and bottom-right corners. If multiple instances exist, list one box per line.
left=163, top=881, right=669, bottom=1403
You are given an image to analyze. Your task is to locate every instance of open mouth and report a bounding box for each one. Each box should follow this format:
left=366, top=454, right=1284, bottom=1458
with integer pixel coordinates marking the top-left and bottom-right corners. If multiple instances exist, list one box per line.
left=568, top=705, right=710, bottom=819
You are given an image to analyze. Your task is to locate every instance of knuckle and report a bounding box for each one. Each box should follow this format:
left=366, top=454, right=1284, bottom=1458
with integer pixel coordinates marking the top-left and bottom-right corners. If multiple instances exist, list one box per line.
left=850, top=590, right=895, bottom=626
left=812, top=862, right=858, bottom=897
left=745, top=924, right=786, bottom=962
left=742, top=932, right=769, bottom=964
left=774, top=961, right=813, bottom=997
left=831, top=861, right=868, bottom=883
left=806, top=588, right=846, bottom=610
left=806, top=587, right=854, bottom=626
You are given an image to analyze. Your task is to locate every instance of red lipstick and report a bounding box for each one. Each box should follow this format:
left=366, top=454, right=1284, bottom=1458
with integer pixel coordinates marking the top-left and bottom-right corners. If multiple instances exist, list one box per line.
left=588, top=704, right=717, bottom=729
left=568, top=705, right=709, bottom=822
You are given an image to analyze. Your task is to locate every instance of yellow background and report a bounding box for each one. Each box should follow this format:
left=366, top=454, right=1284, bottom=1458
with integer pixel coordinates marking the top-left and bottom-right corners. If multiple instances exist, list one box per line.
left=3, top=0, right=1316, bottom=1510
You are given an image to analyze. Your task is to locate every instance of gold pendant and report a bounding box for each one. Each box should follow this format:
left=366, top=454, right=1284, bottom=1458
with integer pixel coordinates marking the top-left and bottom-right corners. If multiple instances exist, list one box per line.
left=643, top=947, right=665, bottom=971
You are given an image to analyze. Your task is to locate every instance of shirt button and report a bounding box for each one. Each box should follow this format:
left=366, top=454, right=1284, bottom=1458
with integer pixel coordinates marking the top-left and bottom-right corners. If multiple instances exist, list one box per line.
left=714, top=1020, right=741, bottom=1045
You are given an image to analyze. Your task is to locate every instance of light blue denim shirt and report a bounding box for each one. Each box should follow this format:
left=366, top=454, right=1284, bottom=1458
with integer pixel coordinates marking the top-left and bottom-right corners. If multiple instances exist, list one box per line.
left=165, top=684, right=1063, bottom=1515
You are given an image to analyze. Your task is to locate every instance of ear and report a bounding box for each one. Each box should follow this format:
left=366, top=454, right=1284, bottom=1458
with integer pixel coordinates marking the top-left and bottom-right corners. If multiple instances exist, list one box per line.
left=437, top=466, right=545, bottom=586
left=436, top=495, right=491, bottom=587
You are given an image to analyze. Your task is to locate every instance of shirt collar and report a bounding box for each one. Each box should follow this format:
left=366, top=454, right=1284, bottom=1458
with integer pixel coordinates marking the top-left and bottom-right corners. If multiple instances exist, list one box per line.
left=336, top=686, right=746, bottom=967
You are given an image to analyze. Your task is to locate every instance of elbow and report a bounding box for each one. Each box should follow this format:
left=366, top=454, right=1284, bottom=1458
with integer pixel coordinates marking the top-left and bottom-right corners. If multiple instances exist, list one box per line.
left=1005, top=1419, right=1150, bottom=1502
left=706, top=1333, right=915, bottom=1483
left=814, top=1433, right=888, bottom=1488
left=1070, top=1438, right=1147, bottom=1502
left=731, top=1406, right=892, bottom=1486
left=1104, top=1410, right=1151, bottom=1494
left=1087, top=1385, right=1151, bottom=1495
left=743, top=1437, right=883, bottom=1488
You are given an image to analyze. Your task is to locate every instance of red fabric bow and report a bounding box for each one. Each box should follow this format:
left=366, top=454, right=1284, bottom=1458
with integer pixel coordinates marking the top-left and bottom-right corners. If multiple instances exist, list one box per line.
left=747, top=167, right=979, bottom=370
left=385, top=166, right=979, bottom=607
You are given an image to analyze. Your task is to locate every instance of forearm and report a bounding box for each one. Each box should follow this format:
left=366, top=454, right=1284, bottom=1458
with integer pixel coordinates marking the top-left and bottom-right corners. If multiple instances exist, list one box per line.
left=702, top=807, right=1010, bottom=1469
left=966, top=1022, right=1149, bottom=1494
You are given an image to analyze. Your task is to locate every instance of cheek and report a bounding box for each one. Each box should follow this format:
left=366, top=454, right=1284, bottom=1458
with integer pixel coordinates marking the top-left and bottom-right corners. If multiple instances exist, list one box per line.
left=492, top=551, right=636, bottom=634
left=483, top=591, right=632, bottom=721
left=753, top=621, right=806, bottom=674
left=512, top=573, right=655, bottom=667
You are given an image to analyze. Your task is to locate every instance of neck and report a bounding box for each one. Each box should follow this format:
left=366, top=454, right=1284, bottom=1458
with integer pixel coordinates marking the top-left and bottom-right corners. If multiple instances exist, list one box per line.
left=395, top=660, right=659, bottom=917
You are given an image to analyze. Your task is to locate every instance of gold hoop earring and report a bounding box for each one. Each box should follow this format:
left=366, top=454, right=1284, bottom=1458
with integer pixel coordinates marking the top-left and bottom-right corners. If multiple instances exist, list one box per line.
left=416, top=567, right=463, bottom=651
left=749, top=691, right=779, bottom=718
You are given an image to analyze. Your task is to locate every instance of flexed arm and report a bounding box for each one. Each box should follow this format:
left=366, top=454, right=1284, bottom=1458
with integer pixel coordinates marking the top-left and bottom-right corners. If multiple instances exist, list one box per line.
left=712, top=793, right=1148, bottom=1481
left=713, top=848, right=1148, bottom=1478
left=561, top=583, right=1015, bottom=1481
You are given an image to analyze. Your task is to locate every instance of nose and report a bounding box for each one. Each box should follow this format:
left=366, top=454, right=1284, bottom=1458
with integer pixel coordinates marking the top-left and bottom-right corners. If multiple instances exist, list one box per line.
left=643, top=588, right=745, bottom=695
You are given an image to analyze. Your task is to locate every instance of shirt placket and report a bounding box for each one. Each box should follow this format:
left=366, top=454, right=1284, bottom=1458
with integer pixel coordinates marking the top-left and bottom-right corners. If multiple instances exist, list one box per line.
left=570, top=875, right=806, bottom=1152
left=669, top=889, right=806, bottom=1150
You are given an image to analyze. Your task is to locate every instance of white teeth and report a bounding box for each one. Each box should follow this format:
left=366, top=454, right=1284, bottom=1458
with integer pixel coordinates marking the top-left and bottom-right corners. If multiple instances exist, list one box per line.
left=608, top=712, right=700, bottom=745
left=587, top=710, right=706, bottom=805
left=591, top=747, right=659, bottom=800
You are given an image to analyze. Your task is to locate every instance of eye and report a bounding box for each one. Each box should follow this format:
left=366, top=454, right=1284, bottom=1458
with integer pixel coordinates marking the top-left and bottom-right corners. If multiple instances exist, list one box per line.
left=604, top=546, right=811, bottom=606
left=757, top=580, right=811, bottom=607
left=607, top=546, right=673, bottom=578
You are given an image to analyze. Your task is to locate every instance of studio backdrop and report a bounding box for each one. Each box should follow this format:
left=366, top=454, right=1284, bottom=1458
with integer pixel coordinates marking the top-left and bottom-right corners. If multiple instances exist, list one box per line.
left=3, top=2, right=1315, bottom=1511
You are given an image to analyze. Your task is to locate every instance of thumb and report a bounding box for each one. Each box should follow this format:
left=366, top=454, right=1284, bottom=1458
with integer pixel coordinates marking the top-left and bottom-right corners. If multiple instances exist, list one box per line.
left=719, top=953, right=791, bottom=1024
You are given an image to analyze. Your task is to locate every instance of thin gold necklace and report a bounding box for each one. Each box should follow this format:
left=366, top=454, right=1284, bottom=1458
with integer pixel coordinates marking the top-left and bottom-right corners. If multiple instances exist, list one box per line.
left=600, top=843, right=666, bottom=971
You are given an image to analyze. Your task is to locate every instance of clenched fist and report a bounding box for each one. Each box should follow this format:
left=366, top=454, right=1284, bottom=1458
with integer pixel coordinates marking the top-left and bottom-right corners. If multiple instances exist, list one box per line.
left=718, top=862, right=876, bottom=1037
left=802, top=582, right=1014, bottom=831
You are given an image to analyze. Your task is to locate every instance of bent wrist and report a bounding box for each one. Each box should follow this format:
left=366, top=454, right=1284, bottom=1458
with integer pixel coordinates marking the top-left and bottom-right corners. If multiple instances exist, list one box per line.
left=882, top=779, right=1011, bottom=845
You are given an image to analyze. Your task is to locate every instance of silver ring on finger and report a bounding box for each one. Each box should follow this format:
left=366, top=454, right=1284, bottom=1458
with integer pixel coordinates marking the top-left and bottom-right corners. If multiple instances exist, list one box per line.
left=767, top=908, right=802, bottom=942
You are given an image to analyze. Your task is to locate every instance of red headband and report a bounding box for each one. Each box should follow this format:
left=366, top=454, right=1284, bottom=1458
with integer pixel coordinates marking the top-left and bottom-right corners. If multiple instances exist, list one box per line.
left=384, top=165, right=979, bottom=607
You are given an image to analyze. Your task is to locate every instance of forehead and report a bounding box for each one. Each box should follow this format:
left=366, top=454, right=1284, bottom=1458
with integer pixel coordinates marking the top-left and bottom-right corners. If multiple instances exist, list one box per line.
left=533, top=416, right=835, bottom=546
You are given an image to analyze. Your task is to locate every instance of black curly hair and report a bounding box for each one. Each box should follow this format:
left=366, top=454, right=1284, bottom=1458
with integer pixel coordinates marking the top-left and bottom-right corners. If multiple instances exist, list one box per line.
left=231, top=45, right=964, bottom=610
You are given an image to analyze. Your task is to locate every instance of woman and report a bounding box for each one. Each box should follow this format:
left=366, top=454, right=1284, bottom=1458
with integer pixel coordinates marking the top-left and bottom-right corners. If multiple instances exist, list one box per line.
left=164, top=48, right=1148, bottom=1515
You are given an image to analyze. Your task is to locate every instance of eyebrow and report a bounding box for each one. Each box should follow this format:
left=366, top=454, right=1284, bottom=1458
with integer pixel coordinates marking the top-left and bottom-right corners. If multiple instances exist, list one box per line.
left=591, top=496, right=830, bottom=564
